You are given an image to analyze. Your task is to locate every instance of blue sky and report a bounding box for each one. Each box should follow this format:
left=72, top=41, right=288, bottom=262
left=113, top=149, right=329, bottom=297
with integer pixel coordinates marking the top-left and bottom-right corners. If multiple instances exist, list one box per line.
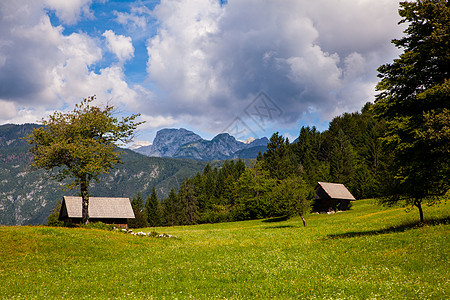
left=0, top=0, right=405, bottom=146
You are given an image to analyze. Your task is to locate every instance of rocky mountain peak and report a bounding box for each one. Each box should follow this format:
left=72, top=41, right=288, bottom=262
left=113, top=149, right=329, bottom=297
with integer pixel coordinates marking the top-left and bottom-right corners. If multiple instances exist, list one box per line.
left=134, top=128, right=269, bottom=161
left=136, top=128, right=202, bottom=157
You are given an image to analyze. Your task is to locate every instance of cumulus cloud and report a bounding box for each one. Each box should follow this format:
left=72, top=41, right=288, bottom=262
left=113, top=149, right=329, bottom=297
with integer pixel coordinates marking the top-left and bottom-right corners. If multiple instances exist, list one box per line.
left=139, top=114, right=177, bottom=129
left=44, top=0, right=93, bottom=24
left=0, top=0, right=139, bottom=124
left=103, top=30, right=135, bottom=62
left=145, top=0, right=404, bottom=133
left=0, top=0, right=405, bottom=140
left=114, top=6, right=152, bottom=31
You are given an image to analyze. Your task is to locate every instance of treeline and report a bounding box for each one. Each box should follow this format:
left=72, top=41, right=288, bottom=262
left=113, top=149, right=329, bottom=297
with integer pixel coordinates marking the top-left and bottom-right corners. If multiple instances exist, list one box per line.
left=293, top=102, right=393, bottom=199
left=129, top=102, right=393, bottom=228
left=129, top=159, right=312, bottom=227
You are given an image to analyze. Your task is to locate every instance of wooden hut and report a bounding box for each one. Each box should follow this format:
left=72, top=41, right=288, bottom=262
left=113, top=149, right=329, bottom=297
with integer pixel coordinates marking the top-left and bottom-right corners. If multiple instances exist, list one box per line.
left=313, top=182, right=356, bottom=212
left=59, top=196, right=135, bottom=228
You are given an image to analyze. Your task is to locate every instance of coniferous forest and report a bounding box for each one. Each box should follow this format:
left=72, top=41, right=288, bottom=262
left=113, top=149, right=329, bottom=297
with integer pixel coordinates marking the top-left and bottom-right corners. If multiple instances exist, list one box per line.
left=128, top=102, right=401, bottom=228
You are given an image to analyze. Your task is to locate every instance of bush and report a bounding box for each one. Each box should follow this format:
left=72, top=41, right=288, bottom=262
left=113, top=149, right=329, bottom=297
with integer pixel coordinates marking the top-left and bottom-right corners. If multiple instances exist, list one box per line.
left=46, top=199, right=64, bottom=227
left=80, top=221, right=115, bottom=231
left=199, top=205, right=231, bottom=224
left=46, top=213, right=64, bottom=227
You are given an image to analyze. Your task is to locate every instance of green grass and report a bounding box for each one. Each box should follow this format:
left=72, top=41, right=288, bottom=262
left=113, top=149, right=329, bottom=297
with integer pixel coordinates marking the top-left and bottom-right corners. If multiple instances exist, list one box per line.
left=0, top=199, right=449, bottom=299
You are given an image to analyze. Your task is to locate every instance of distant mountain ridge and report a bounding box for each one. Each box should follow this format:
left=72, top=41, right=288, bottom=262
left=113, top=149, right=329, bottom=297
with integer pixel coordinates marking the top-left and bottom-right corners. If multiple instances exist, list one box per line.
left=0, top=124, right=211, bottom=225
left=134, top=128, right=269, bottom=160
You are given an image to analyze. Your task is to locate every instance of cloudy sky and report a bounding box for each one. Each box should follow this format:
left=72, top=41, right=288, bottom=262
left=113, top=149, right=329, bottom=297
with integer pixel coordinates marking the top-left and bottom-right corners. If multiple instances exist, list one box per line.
left=0, top=0, right=405, bottom=144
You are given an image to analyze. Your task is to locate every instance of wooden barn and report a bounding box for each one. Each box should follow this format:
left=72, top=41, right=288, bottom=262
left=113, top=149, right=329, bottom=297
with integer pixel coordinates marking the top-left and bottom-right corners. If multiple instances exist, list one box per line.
left=59, top=196, right=135, bottom=228
left=313, top=182, right=356, bottom=212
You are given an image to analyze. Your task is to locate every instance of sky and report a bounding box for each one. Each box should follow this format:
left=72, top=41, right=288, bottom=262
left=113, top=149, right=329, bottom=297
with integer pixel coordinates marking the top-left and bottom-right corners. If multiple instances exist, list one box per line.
left=0, top=0, right=406, bottom=146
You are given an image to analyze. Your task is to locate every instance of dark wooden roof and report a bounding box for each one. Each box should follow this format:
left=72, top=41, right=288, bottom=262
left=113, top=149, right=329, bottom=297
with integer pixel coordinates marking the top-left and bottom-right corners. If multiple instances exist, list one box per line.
left=61, top=196, right=135, bottom=219
left=315, top=182, right=356, bottom=200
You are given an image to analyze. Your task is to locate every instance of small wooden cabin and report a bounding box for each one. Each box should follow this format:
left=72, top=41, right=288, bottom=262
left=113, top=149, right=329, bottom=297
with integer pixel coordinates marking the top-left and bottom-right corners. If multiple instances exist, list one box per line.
left=314, top=182, right=356, bottom=212
left=59, top=196, right=135, bottom=228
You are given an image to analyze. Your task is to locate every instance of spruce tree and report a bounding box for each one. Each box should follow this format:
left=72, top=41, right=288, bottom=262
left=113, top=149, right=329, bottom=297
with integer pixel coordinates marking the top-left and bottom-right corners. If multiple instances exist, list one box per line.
left=146, top=187, right=162, bottom=227
left=178, top=179, right=199, bottom=225
left=374, top=0, right=450, bottom=222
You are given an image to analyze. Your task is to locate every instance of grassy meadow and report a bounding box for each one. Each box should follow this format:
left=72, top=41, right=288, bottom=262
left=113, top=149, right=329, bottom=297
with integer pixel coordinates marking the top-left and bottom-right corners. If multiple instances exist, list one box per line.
left=0, top=199, right=448, bottom=299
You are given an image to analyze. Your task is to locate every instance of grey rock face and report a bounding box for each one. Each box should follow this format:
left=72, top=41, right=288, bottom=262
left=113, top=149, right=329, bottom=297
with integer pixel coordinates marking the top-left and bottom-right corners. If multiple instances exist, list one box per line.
left=135, top=128, right=202, bottom=157
left=134, top=128, right=269, bottom=161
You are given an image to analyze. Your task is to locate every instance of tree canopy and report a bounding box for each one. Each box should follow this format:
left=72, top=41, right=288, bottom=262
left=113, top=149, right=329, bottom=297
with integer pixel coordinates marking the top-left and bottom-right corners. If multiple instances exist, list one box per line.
left=374, top=0, right=450, bottom=222
left=26, top=96, right=143, bottom=224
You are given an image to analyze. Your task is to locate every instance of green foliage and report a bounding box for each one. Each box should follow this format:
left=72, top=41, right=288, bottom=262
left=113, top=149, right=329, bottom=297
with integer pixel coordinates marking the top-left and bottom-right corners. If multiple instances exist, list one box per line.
left=146, top=187, right=163, bottom=227
left=128, top=192, right=148, bottom=229
left=293, top=126, right=329, bottom=185
left=79, top=221, right=115, bottom=231
left=374, top=0, right=450, bottom=222
left=232, top=164, right=276, bottom=220
left=46, top=199, right=64, bottom=227
left=329, top=129, right=355, bottom=186
left=269, top=176, right=313, bottom=218
left=178, top=179, right=199, bottom=225
left=198, top=204, right=230, bottom=223
left=162, top=188, right=180, bottom=226
left=26, top=96, right=142, bottom=185
left=260, top=132, right=298, bottom=180
left=25, top=96, right=143, bottom=224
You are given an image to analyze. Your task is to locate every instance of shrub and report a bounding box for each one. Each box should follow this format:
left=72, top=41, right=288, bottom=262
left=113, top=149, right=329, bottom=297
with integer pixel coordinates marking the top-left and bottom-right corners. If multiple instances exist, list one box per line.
left=80, top=221, right=115, bottom=231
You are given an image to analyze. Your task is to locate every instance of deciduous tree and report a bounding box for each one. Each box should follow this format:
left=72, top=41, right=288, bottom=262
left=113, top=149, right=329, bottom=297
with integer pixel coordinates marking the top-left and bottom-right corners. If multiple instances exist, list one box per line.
left=26, top=96, right=143, bottom=224
left=269, top=176, right=312, bottom=226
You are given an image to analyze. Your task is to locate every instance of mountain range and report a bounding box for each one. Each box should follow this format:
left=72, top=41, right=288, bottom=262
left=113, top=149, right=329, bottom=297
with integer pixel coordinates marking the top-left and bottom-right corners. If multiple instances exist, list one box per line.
left=0, top=124, right=214, bottom=225
left=0, top=124, right=268, bottom=225
left=134, top=128, right=269, bottom=161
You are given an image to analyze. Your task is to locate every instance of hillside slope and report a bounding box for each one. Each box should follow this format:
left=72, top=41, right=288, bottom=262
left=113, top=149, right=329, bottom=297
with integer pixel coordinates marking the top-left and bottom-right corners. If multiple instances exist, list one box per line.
left=0, top=124, right=210, bottom=225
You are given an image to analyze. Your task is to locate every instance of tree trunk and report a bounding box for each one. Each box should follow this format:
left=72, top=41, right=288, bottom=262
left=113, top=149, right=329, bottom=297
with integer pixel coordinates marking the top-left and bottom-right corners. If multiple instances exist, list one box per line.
left=294, top=207, right=307, bottom=227
left=81, top=179, right=90, bottom=224
left=415, top=199, right=424, bottom=224
left=300, top=214, right=307, bottom=227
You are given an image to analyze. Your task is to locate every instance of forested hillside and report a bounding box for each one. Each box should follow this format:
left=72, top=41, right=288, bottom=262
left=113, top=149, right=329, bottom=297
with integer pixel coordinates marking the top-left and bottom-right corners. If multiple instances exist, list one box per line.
left=133, top=103, right=402, bottom=227
left=0, top=124, right=210, bottom=225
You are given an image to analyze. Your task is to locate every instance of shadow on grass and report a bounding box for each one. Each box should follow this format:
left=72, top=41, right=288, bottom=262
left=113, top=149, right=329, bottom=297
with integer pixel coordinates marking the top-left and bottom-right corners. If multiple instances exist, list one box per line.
left=262, top=216, right=289, bottom=223
left=325, top=216, right=449, bottom=240
left=264, top=225, right=297, bottom=229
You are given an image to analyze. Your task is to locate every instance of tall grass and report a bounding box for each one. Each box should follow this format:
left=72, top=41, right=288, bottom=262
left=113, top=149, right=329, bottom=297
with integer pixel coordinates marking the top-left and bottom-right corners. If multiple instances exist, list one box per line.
left=0, top=199, right=448, bottom=299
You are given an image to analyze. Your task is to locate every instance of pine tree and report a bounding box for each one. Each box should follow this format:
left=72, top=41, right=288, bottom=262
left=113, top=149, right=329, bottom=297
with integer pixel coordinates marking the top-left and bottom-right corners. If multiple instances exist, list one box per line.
left=129, top=192, right=148, bottom=229
left=146, top=187, right=162, bottom=227
left=178, top=179, right=199, bottom=225
left=374, top=0, right=450, bottom=222
left=261, top=132, right=298, bottom=180
left=163, top=188, right=180, bottom=226
left=329, top=130, right=355, bottom=186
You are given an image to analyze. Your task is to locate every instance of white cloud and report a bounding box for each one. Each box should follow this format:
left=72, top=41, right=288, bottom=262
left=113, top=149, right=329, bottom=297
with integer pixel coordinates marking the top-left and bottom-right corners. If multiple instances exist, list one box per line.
left=0, top=100, right=17, bottom=120
left=0, top=0, right=406, bottom=140
left=114, top=6, right=152, bottom=31
left=103, top=30, right=135, bottom=62
left=140, top=114, right=177, bottom=129
left=44, top=0, right=93, bottom=24
left=0, top=0, right=139, bottom=125
left=145, top=0, right=404, bottom=133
